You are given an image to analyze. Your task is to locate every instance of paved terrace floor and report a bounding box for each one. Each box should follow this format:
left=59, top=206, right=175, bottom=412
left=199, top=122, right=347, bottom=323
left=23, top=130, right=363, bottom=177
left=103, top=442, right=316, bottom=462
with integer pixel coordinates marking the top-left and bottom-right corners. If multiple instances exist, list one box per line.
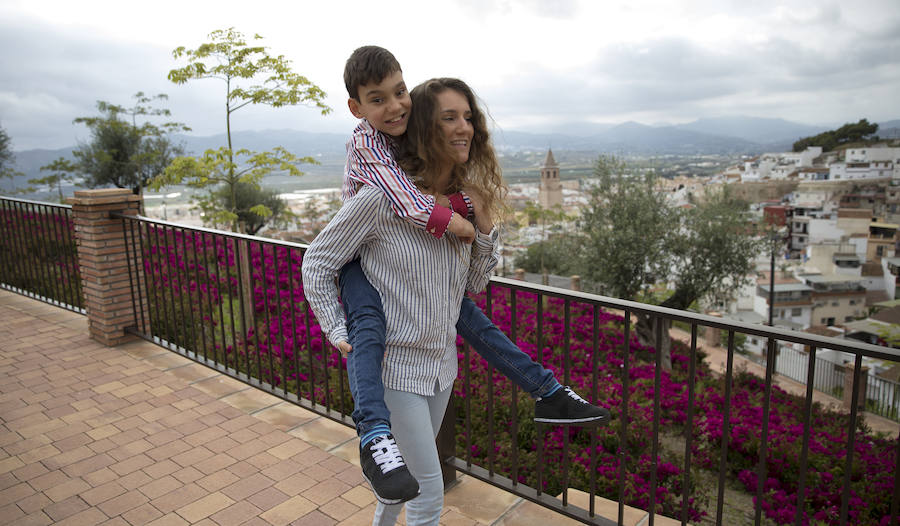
left=5, top=290, right=894, bottom=526
left=1, top=290, right=666, bottom=526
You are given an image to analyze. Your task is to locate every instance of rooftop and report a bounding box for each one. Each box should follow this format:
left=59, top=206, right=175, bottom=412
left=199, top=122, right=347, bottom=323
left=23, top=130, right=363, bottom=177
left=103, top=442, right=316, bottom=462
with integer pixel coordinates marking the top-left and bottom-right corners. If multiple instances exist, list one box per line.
left=804, top=275, right=864, bottom=284
left=758, top=283, right=813, bottom=293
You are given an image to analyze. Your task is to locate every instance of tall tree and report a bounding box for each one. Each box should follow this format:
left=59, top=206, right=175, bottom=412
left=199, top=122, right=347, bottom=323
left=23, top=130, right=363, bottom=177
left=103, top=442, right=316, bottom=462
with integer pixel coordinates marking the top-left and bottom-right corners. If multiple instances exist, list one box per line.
left=575, top=155, right=761, bottom=369
left=515, top=236, right=578, bottom=276
left=522, top=202, right=572, bottom=282
left=153, top=27, right=331, bottom=232
left=209, top=182, right=290, bottom=235
left=31, top=158, right=79, bottom=203
left=73, top=93, right=187, bottom=195
left=792, top=118, right=879, bottom=152
left=0, top=124, right=23, bottom=182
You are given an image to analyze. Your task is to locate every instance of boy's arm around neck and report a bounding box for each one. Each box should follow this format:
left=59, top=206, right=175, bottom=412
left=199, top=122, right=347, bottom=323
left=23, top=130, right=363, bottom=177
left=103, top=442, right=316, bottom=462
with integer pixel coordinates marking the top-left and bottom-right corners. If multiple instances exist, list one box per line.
left=347, top=133, right=460, bottom=238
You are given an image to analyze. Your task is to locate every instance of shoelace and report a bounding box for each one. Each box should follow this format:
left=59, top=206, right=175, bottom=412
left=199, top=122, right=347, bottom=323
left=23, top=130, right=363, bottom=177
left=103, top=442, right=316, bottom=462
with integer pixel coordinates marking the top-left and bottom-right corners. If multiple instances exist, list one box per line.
left=370, top=436, right=406, bottom=474
left=564, top=386, right=589, bottom=405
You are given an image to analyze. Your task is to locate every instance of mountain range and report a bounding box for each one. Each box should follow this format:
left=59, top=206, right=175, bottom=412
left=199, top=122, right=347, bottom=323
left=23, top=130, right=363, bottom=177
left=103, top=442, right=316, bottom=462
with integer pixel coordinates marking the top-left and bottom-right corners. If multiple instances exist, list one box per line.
left=5, top=117, right=899, bottom=196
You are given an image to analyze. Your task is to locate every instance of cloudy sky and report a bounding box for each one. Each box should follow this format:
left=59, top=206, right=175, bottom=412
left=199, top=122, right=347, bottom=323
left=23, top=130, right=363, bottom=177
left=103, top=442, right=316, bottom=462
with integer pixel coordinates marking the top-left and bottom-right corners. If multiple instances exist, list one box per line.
left=2, top=0, right=899, bottom=150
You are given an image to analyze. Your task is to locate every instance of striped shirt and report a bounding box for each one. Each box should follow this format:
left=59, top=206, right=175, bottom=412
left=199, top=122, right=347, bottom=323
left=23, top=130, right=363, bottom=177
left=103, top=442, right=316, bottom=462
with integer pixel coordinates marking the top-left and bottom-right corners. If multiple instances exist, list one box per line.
left=302, top=185, right=500, bottom=395
left=343, top=119, right=471, bottom=238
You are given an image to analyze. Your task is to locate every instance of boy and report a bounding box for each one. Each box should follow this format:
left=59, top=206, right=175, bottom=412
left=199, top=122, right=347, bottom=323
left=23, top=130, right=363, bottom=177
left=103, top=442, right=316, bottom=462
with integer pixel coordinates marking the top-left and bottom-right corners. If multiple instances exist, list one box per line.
left=302, top=46, right=611, bottom=505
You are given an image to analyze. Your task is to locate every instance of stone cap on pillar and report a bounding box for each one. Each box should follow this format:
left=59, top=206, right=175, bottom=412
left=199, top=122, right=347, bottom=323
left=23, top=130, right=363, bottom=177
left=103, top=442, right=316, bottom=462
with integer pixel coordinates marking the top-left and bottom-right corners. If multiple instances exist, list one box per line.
left=68, top=188, right=142, bottom=206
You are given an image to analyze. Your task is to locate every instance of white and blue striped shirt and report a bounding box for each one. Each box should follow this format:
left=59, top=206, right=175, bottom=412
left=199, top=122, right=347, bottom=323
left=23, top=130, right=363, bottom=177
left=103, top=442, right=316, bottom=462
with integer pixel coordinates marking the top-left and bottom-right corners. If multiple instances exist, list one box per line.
left=302, top=185, right=500, bottom=395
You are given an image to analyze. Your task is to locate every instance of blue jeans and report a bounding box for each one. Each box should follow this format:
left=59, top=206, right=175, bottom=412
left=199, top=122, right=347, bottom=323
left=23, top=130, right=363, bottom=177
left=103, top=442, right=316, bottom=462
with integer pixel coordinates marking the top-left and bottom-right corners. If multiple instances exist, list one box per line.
left=339, top=259, right=560, bottom=438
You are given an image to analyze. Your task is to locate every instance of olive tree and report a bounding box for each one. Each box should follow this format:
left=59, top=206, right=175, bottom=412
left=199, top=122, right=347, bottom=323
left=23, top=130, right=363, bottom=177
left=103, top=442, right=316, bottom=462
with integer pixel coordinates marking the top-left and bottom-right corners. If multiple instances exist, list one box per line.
left=575, top=155, right=761, bottom=369
left=0, top=124, right=23, bottom=182
left=31, top=158, right=79, bottom=203
left=73, top=93, right=187, bottom=195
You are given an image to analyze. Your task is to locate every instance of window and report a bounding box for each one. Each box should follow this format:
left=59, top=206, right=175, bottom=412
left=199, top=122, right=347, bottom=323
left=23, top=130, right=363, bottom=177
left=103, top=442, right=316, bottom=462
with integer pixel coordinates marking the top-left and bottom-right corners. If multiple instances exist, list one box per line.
left=791, top=308, right=802, bottom=316
left=878, top=245, right=885, bottom=257
left=832, top=301, right=840, bottom=307
left=845, top=316, right=855, bottom=322
left=849, top=299, right=857, bottom=305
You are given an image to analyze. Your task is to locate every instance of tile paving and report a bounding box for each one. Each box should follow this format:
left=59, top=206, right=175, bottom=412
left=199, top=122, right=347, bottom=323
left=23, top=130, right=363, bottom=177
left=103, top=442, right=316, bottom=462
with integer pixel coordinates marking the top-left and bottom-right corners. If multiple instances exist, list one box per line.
left=3, top=290, right=622, bottom=525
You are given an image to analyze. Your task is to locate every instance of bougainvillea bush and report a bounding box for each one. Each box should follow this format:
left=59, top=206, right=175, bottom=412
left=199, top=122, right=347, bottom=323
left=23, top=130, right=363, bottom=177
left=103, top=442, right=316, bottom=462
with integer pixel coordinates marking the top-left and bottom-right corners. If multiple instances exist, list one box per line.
left=0, top=205, right=82, bottom=308
left=137, top=227, right=897, bottom=525
left=694, top=371, right=897, bottom=525
left=454, top=289, right=709, bottom=521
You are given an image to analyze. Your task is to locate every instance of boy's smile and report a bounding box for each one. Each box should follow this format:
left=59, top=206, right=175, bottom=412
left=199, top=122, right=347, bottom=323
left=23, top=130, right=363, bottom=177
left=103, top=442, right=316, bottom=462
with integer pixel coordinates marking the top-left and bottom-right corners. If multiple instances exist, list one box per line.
left=348, top=70, right=411, bottom=137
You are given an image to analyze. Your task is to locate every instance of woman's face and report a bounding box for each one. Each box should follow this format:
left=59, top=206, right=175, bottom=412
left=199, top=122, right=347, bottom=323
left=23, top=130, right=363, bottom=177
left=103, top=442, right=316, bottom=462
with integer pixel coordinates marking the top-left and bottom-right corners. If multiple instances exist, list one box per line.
left=436, top=89, right=474, bottom=164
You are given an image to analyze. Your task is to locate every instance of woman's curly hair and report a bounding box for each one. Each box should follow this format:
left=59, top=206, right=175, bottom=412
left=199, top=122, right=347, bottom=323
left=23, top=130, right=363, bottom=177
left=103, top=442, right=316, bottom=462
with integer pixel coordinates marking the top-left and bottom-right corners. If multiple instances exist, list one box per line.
left=397, top=78, right=506, bottom=221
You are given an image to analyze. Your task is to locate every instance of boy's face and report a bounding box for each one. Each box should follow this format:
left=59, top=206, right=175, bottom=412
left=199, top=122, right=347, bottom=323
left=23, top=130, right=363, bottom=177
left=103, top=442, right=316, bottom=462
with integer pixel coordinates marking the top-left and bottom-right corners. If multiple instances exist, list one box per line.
left=348, top=70, right=411, bottom=137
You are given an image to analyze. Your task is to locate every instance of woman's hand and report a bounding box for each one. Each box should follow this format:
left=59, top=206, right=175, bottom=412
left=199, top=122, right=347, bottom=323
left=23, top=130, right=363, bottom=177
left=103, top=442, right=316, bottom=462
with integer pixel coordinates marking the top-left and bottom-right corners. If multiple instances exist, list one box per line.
left=465, top=188, right=493, bottom=234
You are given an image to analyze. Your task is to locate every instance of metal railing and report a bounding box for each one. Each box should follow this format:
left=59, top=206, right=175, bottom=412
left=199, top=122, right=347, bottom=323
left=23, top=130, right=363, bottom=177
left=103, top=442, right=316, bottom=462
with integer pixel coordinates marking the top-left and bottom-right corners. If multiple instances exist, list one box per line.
left=777, top=344, right=900, bottom=421
left=0, top=196, right=83, bottom=312
left=106, top=212, right=899, bottom=526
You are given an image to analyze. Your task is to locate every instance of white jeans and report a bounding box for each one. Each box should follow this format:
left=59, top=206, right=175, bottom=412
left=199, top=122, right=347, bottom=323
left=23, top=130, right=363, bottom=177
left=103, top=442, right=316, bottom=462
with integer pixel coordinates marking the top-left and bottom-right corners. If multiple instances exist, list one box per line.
left=372, top=382, right=453, bottom=526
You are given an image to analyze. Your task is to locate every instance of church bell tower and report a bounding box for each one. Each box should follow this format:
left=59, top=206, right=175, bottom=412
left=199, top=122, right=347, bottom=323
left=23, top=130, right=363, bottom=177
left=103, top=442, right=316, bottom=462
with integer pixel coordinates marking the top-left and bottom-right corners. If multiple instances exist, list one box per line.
left=539, top=148, right=562, bottom=209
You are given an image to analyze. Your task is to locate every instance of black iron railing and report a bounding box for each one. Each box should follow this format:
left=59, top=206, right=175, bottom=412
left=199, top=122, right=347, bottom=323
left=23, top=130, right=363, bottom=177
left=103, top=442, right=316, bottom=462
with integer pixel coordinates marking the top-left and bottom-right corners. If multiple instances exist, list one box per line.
left=105, top=212, right=898, bottom=526
left=777, top=344, right=900, bottom=421
left=0, top=196, right=83, bottom=312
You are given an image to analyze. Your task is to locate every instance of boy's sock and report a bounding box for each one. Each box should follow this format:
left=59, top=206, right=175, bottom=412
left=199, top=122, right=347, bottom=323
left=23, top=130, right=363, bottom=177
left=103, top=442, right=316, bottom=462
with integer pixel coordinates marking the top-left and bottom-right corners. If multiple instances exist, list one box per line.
left=542, top=384, right=562, bottom=398
left=360, top=425, right=391, bottom=447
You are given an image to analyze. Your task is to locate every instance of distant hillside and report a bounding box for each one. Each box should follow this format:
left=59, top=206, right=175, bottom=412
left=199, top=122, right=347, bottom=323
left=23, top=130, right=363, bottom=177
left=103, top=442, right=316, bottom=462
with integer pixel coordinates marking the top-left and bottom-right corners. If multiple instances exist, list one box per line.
left=172, top=129, right=348, bottom=157
left=878, top=120, right=900, bottom=139
left=672, top=116, right=829, bottom=144
left=6, top=116, right=897, bottom=200
left=493, top=120, right=762, bottom=155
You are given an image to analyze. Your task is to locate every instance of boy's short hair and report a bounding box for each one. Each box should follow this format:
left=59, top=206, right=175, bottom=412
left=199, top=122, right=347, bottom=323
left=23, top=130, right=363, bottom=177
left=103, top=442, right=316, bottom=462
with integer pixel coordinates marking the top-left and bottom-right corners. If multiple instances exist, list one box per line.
left=344, top=46, right=402, bottom=101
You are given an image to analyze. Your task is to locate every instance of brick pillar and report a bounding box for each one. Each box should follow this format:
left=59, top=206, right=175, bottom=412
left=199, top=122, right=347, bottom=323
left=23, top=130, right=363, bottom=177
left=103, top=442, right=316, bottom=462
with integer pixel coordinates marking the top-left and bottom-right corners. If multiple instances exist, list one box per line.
left=570, top=275, right=581, bottom=291
left=842, top=363, right=870, bottom=411
left=705, top=311, right=722, bottom=348
left=70, top=188, right=143, bottom=346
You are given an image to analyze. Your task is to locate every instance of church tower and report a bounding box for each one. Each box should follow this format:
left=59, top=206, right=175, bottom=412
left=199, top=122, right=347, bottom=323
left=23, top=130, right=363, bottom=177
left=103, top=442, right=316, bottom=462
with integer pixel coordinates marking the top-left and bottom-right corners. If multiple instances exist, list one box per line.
left=538, top=148, right=562, bottom=209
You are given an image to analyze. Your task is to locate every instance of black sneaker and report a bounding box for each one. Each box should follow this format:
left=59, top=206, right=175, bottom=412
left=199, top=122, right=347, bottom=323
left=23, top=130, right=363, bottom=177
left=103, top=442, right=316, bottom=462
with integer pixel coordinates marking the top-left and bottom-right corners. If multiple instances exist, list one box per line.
left=359, top=434, right=420, bottom=505
left=534, top=386, right=611, bottom=426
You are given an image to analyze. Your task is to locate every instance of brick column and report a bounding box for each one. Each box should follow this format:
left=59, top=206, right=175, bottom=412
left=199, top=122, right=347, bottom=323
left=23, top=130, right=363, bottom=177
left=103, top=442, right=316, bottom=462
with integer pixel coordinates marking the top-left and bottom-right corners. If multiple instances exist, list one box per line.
left=842, top=363, right=870, bottom=411
left=70, top=188, right=143, bottom=346
left=705, top=311, right=722, bottom=348
left=570, top=275, right=581, bottom=291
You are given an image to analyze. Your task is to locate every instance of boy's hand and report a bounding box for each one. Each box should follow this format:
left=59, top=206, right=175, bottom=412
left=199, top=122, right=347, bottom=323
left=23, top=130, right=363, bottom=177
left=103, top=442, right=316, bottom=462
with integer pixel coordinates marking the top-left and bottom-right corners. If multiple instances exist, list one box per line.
left=449, top=212, right=475, bottom=243
left=337, top=341, right=352, bottom=355
left=434, top=194, right=451, bottom=208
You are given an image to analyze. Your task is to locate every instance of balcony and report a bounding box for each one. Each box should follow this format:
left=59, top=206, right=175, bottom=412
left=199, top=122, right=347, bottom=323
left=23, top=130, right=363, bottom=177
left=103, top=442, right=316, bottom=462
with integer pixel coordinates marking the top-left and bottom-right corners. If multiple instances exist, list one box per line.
left=2, top=192, right=899, bottom=526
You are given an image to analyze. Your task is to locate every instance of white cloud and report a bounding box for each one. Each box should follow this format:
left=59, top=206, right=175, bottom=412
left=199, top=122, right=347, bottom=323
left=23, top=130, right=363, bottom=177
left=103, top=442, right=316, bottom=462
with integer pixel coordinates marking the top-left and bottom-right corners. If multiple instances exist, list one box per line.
left=1, top=0, right=898, bottom=150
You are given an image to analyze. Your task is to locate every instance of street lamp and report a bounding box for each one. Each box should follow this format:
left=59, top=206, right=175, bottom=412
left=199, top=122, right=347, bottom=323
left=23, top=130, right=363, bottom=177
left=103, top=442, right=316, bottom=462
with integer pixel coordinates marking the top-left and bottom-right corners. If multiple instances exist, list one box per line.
left=767, top=228, right=783, bottom=327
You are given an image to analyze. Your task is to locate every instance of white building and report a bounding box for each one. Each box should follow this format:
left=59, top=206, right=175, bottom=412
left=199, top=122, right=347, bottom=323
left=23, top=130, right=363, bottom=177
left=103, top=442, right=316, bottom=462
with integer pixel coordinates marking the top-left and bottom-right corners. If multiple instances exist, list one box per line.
left=754, top=281, right=814, bottom=329
left=845, top=145, right=900, bottom=164
left=829, top=160, right=894, bottom=180
left=742, top=147, right=824, bottom=181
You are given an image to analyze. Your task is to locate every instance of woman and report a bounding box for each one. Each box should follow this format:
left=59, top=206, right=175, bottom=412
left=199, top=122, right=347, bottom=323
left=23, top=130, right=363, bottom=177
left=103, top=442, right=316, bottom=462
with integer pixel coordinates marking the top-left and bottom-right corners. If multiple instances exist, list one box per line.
left=302, top=77, right=503, bottom=525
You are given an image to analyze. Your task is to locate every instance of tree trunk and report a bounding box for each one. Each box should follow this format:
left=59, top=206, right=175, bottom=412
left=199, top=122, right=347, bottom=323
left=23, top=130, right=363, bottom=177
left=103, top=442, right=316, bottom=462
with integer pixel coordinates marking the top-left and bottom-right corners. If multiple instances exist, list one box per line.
left=634, top=312, right=673, bottom=371
left=632, top=284, right=699, bottom=371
